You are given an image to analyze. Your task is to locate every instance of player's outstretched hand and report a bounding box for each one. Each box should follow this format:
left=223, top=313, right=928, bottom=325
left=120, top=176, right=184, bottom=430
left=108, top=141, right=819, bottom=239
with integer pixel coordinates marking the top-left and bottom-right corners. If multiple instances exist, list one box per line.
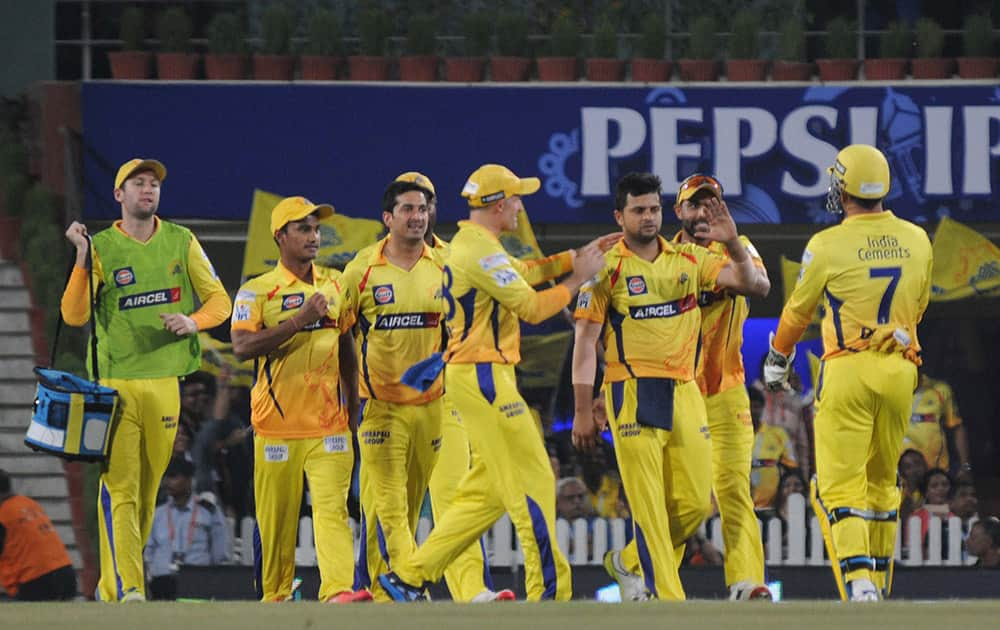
left=572, top=413, right=600, bottom=453
left=161, top=313, right=198, bottom=336
left=693, top=197, right=738, bottom=244
left=573, top=243, right=606, bottom=280
left=584, top=232, right=624, bottom=253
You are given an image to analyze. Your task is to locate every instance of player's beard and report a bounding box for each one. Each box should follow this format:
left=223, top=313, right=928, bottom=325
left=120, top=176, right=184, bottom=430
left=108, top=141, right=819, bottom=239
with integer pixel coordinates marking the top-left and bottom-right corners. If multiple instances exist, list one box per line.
left=627, top=223, right=659, bottom=245
left=128, top=201, right=158, bottom=220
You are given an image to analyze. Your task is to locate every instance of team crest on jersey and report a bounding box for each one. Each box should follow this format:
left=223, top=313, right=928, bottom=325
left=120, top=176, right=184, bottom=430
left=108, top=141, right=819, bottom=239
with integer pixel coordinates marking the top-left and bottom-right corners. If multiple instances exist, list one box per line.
left=113, top=267, right=136, bottom=287
left=626, top=275, right=648, bottom=295
left=577, top=291, right=592, bottom=309
left=373, top=284, right=395, bottom=305
left=281, top=293, right=305, bottom=311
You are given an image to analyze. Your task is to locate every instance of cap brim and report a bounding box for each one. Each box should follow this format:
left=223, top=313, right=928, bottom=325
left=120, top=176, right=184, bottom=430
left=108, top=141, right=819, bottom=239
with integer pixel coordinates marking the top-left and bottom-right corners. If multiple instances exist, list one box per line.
left=119, top=159, right=167, bottom=188
left=676, top=182, right=721, bottom=205
left=517, top=177, right=541, bottom=196
left=313, top=203, right=335, bottom=219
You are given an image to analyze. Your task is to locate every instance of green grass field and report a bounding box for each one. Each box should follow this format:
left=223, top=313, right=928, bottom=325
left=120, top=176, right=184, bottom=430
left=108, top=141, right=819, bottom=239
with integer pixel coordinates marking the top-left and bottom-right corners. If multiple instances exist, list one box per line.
left=1, top=601, right=997, bottom=630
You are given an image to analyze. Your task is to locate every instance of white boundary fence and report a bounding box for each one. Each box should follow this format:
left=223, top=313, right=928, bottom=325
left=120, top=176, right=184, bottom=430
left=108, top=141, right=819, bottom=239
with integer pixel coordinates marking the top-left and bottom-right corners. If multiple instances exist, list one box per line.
left=229, top=494, right=978, bottom=569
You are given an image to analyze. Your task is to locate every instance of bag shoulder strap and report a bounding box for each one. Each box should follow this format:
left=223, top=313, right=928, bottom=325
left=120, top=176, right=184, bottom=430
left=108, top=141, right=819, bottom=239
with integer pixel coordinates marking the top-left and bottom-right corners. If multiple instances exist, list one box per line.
left=49, top=236, right=101, bottom=382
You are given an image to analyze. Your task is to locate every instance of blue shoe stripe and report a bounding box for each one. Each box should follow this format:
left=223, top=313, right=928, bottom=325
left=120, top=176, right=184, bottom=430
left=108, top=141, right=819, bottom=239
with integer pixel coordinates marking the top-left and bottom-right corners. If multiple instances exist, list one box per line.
left=525, top=495, right=557, bottom=599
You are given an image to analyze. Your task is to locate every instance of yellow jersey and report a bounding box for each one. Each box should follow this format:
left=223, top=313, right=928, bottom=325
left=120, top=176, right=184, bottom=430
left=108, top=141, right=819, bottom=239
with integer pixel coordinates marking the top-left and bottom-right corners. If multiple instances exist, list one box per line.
left=751, top=424, right=799, bottom=508
left=574, top=236, right=727, bottom=383
left=342, top=236, right=446, bottom=404
left=902, top=376, right=962, bottom=469
left=231, top=262, right=355, bottom=439
left=442, top=221, right=574, bottom=365
left=781, top=211, right=933, bottom=360
left=673, top=233, right=765, bottom=396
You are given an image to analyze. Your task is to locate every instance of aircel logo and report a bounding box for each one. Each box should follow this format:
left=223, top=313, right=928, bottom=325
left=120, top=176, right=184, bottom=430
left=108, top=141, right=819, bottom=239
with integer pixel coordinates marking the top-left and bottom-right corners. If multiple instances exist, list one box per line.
left=374, top=312, right=441, bottom=330
left=281, top=293, right=304, bottom=311
left=113, top=267, right=136, bottom=287
left=626, top=276, right=647, bottom=295
left=118, top=287, right=180, bottom=310
left=629, top=294, right=697, bottom=319
left=373, top=285, right=395, bottom=305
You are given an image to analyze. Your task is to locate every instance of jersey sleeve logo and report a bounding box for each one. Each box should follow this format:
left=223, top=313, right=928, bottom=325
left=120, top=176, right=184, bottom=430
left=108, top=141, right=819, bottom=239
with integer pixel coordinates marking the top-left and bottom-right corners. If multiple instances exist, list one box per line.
left=626, top=275, right=648, bottom=295
left=491, top=269, right=518, bottom=287
left=113, top=267, right=136, bottom=287
left=478, top=252, right=510, bottom=271
left=373, top=284, right=395, bottom=305
left=281, top=293, right=305, bottom=311
left=118, top=287, right=180, bottom=310
left=577, top=291, right=592, bottom=309
left=233, top=303, right=251, bottom=322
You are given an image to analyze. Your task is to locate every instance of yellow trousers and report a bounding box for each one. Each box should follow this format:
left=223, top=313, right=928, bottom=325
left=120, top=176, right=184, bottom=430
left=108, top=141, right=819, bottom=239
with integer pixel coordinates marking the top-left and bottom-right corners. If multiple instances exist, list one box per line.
left=610, top=378, right=712, bottom=600
left=706, top=385, right=764, bottom=587
left=97, top=377, right=179, bottom=602
left=426, top=397, right=494, bottom=601
left=393, top=363, right=572, bottom=601
left=356, top=398, right=441, bottom=601
left=253, top=433, right=354, bottom=601
left=813, top=352, right=916, bottom=587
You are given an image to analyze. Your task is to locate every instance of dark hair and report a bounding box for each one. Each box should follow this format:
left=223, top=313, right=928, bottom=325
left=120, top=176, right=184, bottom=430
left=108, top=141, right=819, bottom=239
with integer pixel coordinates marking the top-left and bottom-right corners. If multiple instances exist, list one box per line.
left=775, top=468, right=808, bottom=510
left=953, top=479, right=977, bottom=496
left=0, top=469, right=10, bottom=494
left=920, top=467, right=953, bottom=498
left=614, top=172, right=662, bottom=211
left=382, top=181, right=430, bottom=215
left=978, top=517, right=1000, bottom=547
left=846, top=193, right=883, bottom=210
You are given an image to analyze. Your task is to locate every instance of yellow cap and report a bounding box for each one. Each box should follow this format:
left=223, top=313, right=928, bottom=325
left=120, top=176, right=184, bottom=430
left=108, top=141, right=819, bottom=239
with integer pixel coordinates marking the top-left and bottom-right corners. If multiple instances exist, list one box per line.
left=395, top=171, right=436, bottom=197
left=270, top=196, right=335, bottom=234
left=675, top=174, right=723, bottom=205
left=461, top=164, right=540, bottom=208
left=830, top=144, right=891, bottom=199
left=114, top=158, right=167, bottom=190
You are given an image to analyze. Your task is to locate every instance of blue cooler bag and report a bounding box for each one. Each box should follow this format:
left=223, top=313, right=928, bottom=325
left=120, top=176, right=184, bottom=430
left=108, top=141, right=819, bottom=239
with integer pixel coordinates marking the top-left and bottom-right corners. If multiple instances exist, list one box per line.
left=25, top=237, right=119, bottom=462
left=27, top=368, right=118, bottom=461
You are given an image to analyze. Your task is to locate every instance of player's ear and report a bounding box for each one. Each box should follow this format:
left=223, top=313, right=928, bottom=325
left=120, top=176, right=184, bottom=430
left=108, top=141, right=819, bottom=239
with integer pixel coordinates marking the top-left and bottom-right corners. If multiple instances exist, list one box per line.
left=613, top=209, right=624, bottom=228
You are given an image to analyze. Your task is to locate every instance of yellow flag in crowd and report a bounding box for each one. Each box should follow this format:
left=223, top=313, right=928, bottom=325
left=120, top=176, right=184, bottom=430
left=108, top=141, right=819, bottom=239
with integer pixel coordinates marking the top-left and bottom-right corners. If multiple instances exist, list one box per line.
left=930, top=216, right=1000, bottom=301
left=779, top=255, right=821, bottom=341
left=241, top=189, right=385, bottom=281
left=198, top=332, right=255, bottom=388
left=500, top=207, right=545, bottom=260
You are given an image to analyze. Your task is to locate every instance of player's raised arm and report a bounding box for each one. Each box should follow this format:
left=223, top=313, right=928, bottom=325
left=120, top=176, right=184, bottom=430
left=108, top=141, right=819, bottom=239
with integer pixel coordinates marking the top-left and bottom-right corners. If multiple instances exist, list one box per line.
left=698, top=197, right=769, bottom=298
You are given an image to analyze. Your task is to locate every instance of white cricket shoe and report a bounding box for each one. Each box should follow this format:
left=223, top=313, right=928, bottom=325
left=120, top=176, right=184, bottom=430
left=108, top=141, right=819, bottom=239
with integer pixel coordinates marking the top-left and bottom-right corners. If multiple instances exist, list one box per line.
left=848, top=579, right=880, bottom=602
left=603, top=550, right=648, bottom=601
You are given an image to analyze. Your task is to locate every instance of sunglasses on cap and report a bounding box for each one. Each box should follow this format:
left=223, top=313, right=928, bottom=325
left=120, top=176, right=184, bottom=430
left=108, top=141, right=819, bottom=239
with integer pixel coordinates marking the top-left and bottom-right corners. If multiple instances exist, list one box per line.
left=676, top=173, right=723, bottom=204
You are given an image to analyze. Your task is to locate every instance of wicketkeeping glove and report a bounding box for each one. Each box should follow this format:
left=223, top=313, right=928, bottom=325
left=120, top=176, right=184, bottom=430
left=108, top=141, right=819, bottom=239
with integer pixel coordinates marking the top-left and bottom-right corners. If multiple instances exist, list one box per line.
left=763, top=331, right=795, bottom=391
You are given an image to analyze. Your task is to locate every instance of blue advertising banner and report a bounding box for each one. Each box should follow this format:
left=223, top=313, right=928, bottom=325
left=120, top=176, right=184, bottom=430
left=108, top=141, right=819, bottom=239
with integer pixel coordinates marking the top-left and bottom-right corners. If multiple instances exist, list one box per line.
left=81, top=83, right=1000, bottom=224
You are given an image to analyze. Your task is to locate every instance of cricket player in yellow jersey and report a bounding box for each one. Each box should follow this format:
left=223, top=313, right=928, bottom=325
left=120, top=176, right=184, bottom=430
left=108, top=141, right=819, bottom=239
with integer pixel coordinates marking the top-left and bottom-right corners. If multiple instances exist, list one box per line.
left=903, top=373, right=971, bottom=474
left=572, top=172, right=766, bottom=601
left=764, top=145, right=933, bottom=601
left=378, top=164, right=617, bottom=601
left=673, top=174, right=772, bottom=600
left=390, top=172, right=513, bottom=602
left=61, top=158, right=231, bottom=602
left=343, top=180, right=450, bottom=602
left=231, top=196, right=371, bottom=604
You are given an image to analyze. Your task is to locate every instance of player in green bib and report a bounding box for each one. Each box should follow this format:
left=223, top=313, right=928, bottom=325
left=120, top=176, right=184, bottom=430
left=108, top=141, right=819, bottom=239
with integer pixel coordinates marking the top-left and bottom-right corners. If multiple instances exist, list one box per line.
left=61, top=158, right=231, bottom=602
